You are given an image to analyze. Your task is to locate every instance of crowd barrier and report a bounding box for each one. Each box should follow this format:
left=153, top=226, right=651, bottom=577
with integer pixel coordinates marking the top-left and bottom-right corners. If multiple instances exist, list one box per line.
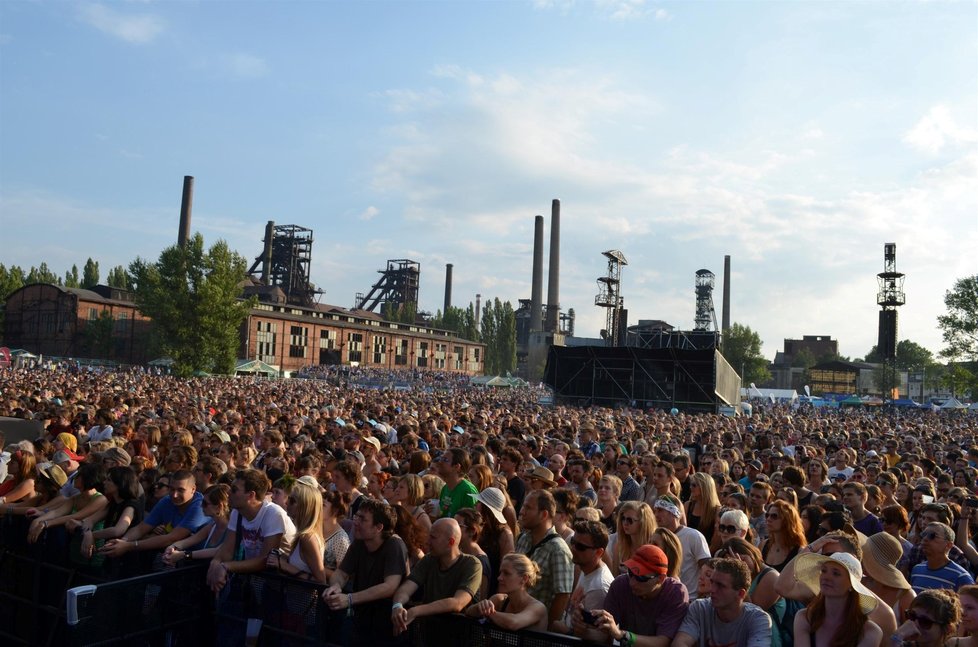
left=3, top=513, right=599, bottom=647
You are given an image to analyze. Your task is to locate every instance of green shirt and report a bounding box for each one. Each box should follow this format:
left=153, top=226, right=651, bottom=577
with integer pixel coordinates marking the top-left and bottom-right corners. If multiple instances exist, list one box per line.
left=439, top=479, right=479, bottom=518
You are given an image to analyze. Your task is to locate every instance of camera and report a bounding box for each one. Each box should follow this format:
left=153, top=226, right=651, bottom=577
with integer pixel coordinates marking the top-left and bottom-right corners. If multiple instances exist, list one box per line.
left=581, top=609, right=598, bottom=625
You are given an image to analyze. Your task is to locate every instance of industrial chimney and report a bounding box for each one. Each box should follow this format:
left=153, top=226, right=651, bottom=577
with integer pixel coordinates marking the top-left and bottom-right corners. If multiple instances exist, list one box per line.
left=530, top=215, right=544, bottom=332
left=722, top=255, right=731, bottom=334
left=178, top=176, right=194, bottom=248
left=444, top=264, right=453, bottom=315
left=475, top=294, right=482, bottom=330
left=262, top=221, right=275, bottom=283
left=545, top=199, right=560, bottom=332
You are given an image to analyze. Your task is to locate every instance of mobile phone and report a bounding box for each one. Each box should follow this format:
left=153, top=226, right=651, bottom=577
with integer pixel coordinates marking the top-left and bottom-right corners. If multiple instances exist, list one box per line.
left=581, top=609, right=598, bottom=625
left=966, top=498, right=978, bottom=509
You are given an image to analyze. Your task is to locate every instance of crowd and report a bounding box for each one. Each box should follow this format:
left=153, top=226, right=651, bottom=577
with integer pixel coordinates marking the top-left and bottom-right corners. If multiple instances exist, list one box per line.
left=2, top=363, right=978, bottom=647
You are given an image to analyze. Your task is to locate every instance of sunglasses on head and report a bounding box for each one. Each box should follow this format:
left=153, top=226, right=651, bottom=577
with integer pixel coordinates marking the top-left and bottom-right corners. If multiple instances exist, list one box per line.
left=906, top=610, right=940, bottom=630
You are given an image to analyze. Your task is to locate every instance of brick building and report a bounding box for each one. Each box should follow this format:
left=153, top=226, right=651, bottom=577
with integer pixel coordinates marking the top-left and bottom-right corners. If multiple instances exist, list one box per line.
left=3, top=283, right=485, bottom=375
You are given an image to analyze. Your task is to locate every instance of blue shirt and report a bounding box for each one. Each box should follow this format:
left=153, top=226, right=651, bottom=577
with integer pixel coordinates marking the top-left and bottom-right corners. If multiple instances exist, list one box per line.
left=144, top=492, right=210, bottom=540
left=911, top=559, right=975, bottom=593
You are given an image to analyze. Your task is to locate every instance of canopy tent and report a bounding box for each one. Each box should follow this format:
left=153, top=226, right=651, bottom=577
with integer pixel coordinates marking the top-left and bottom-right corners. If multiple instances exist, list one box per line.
left=839, top=395, right=864, bottom=407
left=234, top=359, right=279, bottom=376
left=941, top=397, right=969, bottom=410
left=148, top=357, right=175, bottom=367
left=740, top=388, right=798, bottom=402
left=470, top=375, right=524, bottom=388
left=891, top=398, right=921, bottom=408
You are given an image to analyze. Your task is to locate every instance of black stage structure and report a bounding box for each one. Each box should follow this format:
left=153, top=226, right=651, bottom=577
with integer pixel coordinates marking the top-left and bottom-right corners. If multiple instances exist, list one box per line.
left=543, top=345, right=740, bottom=414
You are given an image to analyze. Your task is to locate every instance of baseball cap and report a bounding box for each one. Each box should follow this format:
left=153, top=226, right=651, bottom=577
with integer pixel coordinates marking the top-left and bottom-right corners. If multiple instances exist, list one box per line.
left=622, top=544, right=669, bottom=577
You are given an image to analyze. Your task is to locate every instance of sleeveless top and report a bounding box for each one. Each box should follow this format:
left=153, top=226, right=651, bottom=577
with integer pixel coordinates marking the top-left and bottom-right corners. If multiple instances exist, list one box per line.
left=761, top=541, right=799, bottom=572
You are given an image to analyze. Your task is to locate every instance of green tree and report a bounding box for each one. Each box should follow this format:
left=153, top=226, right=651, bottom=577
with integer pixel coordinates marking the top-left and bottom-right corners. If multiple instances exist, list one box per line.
left=895, top=339, right=935, bottom=370
left=26, top=262, right=59, bottom=285
left=872, top=364, right=901, bottom=396
left=938, top=275, right=978, bottom=362
left=107, top=265, right=132, bottom=290
left=791, top=348, right=818, bottom=369
left=83, top=309, right=116, bottom=358
left=941, top=363, right=976, bottom=399
left=82, top=258, right=100, bottom=288
left=497, top=299, right=517, bottom=375
left=722, top=323, right=772, bottom=385
left=0, top=264, right=26, bottom=337
left=480, top=299, right=498, bottom=374
left=129, top=234, right=254, bottom=376
left=64, top=264, right=80, bottom=288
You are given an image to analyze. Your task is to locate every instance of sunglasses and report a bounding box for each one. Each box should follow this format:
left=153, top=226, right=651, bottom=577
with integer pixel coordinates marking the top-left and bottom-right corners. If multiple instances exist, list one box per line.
left=906, top=610, right=940, bottom=630
left=765, top=513, right=780, bottom=520
left=921, top=531, right=946, bottom=541
left=621, top=567, right=654, bottom=583
left=719, top=524, right=740, bottom=534
left=621, top=516, right=639, bottom=525
left=571, top=540, right=597, bottom=551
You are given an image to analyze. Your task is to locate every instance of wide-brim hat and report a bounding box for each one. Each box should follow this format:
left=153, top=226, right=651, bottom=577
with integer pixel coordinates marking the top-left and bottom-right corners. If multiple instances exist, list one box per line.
left=862, top=532, right=911, bottom=590
left=476, top=487, right=507, bottom=524
left=528, top=466, right=557, bottom=487
left=794, top=552, right=879, bottom=614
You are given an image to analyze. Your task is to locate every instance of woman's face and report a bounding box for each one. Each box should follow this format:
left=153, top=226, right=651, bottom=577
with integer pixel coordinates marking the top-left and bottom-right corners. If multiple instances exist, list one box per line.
left=897, top=484, right=911, bottom=502
left=271, top=487, right=288, bottom=508
left=382, top=478, right=397, bottom=501
left=394, top=480, right=410, bottom=503
left=102, top=475, right=117, bottom=497
left=597, top=481, right=616, bottom=505
left=955, top=471, right=967, bottom=487
left=367, top=474, right=381, bottom=495
left=800, top=511, right=812, bottom=533
left=960, top=594, right=978, bottom=634
left=689, top=481, right=700, bottom=501
left=912, top=491, right=924, bottom=510
left=725, top=495, right=745, bottom=511
left=731, top=464, right=745, bottom=479
left=818, top=562, right=851, bottom=597
left=765, top=505, right=782, bottom=532
left=908, top=604, right=944, bottom=645
left=496, top=562, right=523, bottom=595
left=697, top=565, right=715, bottom=596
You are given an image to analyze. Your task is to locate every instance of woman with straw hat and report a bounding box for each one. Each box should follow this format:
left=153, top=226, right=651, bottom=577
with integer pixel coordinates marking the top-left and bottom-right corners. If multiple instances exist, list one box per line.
left=862, top=532, right=916, bottom=623
left=792, top=551, right=883, bottom=647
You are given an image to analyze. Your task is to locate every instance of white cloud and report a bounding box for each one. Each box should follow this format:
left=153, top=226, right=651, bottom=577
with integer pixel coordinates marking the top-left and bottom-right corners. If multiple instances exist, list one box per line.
left=78, top=3, right=165, bottom=44
left=359, top=206, right=380, bottom=221
left=903, top=104, right=978, bottom=155
left=224, top=53, right=270, bottom=79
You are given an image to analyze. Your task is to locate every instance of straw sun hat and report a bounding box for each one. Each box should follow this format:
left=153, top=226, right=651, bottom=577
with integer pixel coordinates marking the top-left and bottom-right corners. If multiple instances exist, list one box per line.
left=793, top=552, right=880, bottom=614
left=861, top=532, right=911, bottom=590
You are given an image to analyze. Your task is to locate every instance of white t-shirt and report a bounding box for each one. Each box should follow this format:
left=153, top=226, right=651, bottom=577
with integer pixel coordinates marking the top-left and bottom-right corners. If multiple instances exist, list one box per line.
left=827, top=465, right=854, bottom=480
left=229, top=501, right=296, bottom=560
left=676, top=526, right=711, bottom=598
left=565, top=561, right=615, bottom=626
left=86, top=425, right=114, bottom=442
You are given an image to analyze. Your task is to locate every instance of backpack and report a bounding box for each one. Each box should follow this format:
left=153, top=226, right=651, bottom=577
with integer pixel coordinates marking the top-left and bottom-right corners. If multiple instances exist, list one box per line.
left=771, top=596, right=805, bottom=647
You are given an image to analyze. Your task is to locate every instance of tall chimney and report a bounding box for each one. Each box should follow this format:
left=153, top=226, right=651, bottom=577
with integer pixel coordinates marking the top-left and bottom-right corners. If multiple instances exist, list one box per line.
left=475, top=294, right=482, bottom=331
left=262, top=221, right=275, bottom=283
left=443, top=264, right=453, bottom=314
left=530, top=215, right=545, bottom=332
left=722, top=254, right=731, bottom=334
left=545, top=199, right=560, bottom=332
left=178, top=175, right=194, bottom=248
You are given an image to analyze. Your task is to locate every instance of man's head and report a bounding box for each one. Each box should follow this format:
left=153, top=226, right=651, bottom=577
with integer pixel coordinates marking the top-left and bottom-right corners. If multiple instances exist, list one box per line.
left=621, top=543, right=670, bottom=598
left=921, top=503, right=953, bottom=527
left=653, top=463, right=674, bottom=490
left=427, top=518, right=462, bottom=558
left=921, top=522, right=955, bottom=558
left=169, top=469, right=198, bottom=507
left=519, top=490, right=556, bottom=531
left=841, top=482, right=868, bottom=512
left=567, top=459, right=592, bottom=486
left=569, top=520, right=609, bottom=568
left=230, top=469, right=268, bottom=510
left=709, top=559, right=751, bottom=611
left=354, top=498, right=395, bottom=542
left=653, top=495, right=682, bottom=531
left=749, top=482, right=772, bottom=513
left=616, top=455, right=637, bottom=479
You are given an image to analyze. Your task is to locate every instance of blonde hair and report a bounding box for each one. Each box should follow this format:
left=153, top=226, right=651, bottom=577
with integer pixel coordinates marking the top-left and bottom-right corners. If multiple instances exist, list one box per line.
left=687, top=472, right=721, bottom=537
left=400, top=474, right=425, bottom=506
left=600, top=475, right=623, bottom=498
left=502, top=552, right=541, bottom=588
left=290, top=482, right=324, bottom=542
left=652, top=527, right=683, bottom=579
left=613, top=501, right=656, bottom=574
left=422, top=474, right=446, bottom=499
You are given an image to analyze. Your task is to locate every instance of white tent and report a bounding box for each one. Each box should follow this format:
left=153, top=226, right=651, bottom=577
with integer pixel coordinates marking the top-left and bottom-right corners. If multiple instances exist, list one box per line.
left=740, top=388, right=798, bottom=403
left=941, top=398, right=969, bottom=409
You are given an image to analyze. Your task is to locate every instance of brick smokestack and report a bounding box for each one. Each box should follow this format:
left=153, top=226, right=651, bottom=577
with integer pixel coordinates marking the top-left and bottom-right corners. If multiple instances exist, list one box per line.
left=178, top=176, right=194, bottom=248
left=722, top=255, right=731, bottom=334
left=444, top=263, right=453, bottom=315
left=530, top=215, right=544, bottom=332
left=545, top=199, right=560, bottom=332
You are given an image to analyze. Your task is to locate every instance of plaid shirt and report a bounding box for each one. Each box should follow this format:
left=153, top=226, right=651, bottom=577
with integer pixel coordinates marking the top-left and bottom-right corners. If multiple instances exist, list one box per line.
left=516, top=527, right=574, bottom=608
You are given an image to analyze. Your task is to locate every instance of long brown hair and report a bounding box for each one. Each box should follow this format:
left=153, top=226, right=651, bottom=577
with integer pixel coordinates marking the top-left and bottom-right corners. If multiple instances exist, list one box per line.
left=805, top=591, right=869, bottom=647
left=767, top=499, right=807, bottom=550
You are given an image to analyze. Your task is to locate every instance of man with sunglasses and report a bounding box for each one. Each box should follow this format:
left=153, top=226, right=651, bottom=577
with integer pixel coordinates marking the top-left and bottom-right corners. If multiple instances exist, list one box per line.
left=578, top=544, right=688, bottom=647
left=899, top=503, right=972, bottom=577
left=910, top=522, right=975, bottom=593
left=557, top=520, right=613, bottom=637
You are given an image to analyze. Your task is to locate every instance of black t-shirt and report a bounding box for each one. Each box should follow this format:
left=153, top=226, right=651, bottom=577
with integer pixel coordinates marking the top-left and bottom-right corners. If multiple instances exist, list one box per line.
left=507, top=475, right=527, bottom=512
left=339, top=535, right=409, bottom=643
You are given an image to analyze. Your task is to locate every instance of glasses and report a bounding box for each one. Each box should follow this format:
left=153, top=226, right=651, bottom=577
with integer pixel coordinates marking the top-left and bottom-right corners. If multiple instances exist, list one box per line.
left=765, top=512, right=780, bottom=520
left=719, top=524, right=740, bottom=534
left=921, top=531, right=946, bottom=541
left=906, top=610, right=940, bottom=630
left=621, top=516, right=638, bottom=525
left=621, top=567, right=654, bottom=583
left=571, top=540, right=597, bottom=551
left=617, top=460, right=630, bottom=466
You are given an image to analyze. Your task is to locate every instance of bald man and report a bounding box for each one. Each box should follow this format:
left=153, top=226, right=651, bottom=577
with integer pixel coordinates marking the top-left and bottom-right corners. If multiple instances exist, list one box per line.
left=391, top=518, right=483, bottom=639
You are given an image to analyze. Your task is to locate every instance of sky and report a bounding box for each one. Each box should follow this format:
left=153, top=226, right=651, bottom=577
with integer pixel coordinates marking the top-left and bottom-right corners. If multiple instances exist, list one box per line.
left=1, top=0, right=976, bottom=362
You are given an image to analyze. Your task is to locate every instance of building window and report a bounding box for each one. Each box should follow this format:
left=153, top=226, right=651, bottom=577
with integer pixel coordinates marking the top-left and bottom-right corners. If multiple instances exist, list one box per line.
left=289, top=325, right=308, bottom=359
left=319, top=329, right=336, bottom=349
left=394, top=339, right=408, bottom=366
left=417, top=341, right=428, bottom=368
left=256, top=321, right=277, bottom=364
left=372, top=335, right=386, bottom=365
left=348, top=332, right=363, bottom=363
left=115, top=312, right=130, bottom=334
left=89, top=308, right=99, bottom=320
left=455, top=346, right=463, bottom=371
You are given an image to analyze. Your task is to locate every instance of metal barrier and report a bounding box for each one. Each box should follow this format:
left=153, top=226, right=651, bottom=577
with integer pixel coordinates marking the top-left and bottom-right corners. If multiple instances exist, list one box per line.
left=64, top=561, right=212, bottom=646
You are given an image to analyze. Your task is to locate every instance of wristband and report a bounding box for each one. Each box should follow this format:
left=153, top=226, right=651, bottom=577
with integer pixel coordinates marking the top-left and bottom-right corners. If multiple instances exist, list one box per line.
left=625, top=631, right=636, bottom=647
left=347, top=593, right=354, bottom=617
left=392, top=602, right=404, bottom=611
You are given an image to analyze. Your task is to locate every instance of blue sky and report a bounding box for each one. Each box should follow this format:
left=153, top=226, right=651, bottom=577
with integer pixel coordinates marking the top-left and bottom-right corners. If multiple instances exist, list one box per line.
left=2, top=0, right=976, bottom=361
